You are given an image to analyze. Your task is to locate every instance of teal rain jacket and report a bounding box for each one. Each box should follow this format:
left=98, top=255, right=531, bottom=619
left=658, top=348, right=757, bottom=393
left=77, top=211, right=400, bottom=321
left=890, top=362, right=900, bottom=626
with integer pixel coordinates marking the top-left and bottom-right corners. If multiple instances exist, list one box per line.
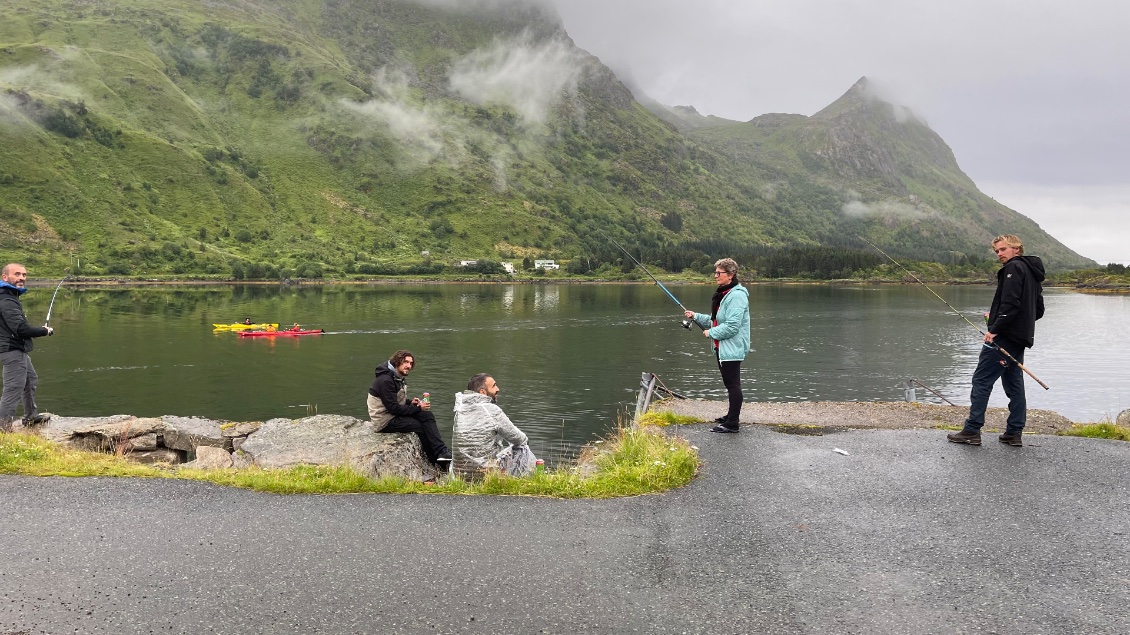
left=689, top=283, right=750, bottom=362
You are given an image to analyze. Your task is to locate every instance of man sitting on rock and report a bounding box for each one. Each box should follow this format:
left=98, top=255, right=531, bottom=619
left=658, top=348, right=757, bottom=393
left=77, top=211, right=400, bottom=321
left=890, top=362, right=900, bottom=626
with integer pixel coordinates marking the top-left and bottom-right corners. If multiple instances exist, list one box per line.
left=452, top=373, right=536, bottom=478
left=367, top=349, right=452, bottom=472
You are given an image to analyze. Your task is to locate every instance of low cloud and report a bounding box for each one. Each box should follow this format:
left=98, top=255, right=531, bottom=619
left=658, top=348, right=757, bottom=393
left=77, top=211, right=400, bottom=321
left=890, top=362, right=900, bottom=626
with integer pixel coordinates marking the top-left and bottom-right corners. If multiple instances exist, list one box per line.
left=448, top=33, right=583, bottom=124
left=340, top=68, right=458, bottom=164
left=0, top=61, right=87, bottom=102
left=842, top=199, right=927, bottom=219
left=340, top=33, right=584, bottom=176
left=0, top=92, right=23, bottom=127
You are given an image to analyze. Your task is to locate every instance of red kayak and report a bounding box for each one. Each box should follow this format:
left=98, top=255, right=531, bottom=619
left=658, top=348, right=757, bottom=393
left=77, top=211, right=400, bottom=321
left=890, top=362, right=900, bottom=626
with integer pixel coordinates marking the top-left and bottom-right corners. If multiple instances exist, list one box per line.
left=238, top=329, right=324, bottom=338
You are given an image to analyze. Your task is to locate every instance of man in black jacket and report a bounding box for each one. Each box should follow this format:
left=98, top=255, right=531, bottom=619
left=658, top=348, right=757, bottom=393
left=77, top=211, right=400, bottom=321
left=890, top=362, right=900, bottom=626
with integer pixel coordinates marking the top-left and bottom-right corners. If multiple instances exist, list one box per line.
left=366, top=349, right=452, bottom=471
left=1, top=263, right=54, bottom=432
left=948, top=235, right=1045, bottom=447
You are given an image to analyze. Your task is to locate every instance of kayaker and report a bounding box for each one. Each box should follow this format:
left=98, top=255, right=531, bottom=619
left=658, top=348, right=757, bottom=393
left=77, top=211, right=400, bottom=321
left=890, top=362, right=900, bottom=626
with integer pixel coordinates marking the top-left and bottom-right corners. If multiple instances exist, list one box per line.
left=1, top=263, right=54, bottom=432
left=243, top=318, right=253, bottom=325
left=290, top=323, right=301, bottom=331
left=367, top=349, right=453, bottom=473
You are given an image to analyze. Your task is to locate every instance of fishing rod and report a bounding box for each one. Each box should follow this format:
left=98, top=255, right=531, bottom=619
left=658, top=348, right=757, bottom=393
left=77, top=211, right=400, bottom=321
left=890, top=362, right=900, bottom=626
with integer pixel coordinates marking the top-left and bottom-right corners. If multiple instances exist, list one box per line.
left=860, top=236, right=1049, bottom=391
left=44, top=271, right=70, bottom=327
left=598, top=230, right=694, bottom=330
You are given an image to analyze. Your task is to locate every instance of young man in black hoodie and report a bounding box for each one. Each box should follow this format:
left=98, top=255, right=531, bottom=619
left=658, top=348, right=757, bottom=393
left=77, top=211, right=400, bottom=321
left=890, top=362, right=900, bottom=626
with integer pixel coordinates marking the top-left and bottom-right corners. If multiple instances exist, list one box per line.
left=366, top=349, right=452, bottom=471
left=948, top=235, right=1045, bottom=447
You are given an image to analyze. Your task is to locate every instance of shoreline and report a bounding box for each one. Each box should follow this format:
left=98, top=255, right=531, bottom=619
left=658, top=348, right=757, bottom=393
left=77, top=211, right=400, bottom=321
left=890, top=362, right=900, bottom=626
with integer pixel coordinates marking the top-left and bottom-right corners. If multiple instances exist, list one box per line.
left=21, top=277, right=1128, bottom=293
left=654, top=399, right=1082, bottom=434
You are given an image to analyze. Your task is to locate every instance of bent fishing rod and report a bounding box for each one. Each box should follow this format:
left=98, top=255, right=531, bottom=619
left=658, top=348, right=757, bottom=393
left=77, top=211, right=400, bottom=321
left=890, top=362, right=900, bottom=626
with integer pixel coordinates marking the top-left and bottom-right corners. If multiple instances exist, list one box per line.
left=598, top=230, right=695, bottom=330
left=44, top=271, right=70, bottom=327
left=860, top=236, right=1049, bottom=390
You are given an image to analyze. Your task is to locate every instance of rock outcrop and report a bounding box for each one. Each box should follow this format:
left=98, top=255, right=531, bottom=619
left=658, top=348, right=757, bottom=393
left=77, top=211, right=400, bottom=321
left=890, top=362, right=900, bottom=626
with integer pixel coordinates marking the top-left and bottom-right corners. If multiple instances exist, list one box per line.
left=240, top=415, right=439, bottom=481
left=33, top=413, right=441, bottom=481
left=1118, top=409, right=1130, bottom=427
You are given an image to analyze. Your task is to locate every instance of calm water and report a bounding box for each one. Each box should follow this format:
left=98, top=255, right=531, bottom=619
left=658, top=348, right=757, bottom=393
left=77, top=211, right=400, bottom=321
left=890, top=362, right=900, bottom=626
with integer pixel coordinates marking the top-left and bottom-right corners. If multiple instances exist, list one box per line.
left=21, top=283, right=1130, bottom=461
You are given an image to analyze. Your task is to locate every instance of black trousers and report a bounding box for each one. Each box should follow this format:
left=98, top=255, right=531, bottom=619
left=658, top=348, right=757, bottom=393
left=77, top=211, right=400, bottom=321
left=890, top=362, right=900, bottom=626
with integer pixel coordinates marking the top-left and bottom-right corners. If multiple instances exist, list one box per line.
left=381, top=411, right=450, bottom=463
left=716, top=353, right=743, bottom=424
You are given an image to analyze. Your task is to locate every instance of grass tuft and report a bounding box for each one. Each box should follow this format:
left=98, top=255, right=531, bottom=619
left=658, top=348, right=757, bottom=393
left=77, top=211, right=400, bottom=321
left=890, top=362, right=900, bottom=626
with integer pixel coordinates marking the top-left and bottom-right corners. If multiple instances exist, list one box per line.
left=1, top=427, right=698, bottom=498
left=1057, top=422, right=1130, bottom=442
left=637, top=411, right=702, bottom=427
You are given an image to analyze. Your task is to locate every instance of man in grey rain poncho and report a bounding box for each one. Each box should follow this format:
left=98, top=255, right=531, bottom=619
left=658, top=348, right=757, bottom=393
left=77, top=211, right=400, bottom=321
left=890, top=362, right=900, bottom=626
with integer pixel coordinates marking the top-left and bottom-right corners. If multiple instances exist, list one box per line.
left=452, top=373, right=536, bottom=478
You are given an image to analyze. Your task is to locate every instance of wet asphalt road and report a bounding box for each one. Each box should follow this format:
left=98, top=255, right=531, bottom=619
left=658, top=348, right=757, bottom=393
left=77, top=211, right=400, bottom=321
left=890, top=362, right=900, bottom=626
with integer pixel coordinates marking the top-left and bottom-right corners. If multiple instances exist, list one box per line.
left=3, top=427, right=1130, bottom=635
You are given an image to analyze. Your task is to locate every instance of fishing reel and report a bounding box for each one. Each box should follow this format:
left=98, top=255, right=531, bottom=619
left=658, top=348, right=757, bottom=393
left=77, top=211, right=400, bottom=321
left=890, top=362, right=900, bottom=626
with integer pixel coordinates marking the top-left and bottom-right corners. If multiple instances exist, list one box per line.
left=681, top=319, right=694, bottom=330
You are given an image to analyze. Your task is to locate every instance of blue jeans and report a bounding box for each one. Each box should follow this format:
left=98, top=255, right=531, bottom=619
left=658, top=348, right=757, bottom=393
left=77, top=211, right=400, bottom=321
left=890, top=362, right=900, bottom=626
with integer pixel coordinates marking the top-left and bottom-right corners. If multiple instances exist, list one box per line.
left=964, top=338, right=1026, bottom=435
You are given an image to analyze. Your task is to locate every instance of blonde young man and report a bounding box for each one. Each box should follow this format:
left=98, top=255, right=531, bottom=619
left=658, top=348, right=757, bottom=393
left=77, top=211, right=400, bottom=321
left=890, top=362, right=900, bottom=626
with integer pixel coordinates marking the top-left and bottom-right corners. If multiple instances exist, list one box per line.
left=947, top=235, right=1045, bottom=447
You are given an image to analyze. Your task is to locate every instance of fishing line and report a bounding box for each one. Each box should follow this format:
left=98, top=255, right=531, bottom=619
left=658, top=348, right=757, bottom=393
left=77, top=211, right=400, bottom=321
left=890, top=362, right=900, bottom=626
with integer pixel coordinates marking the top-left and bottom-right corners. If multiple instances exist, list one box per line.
left=597, top=230, right=695, bottom=330
left=44, top=271, right=70, bottom=327
left=860, top=236, right=1049, bottom=390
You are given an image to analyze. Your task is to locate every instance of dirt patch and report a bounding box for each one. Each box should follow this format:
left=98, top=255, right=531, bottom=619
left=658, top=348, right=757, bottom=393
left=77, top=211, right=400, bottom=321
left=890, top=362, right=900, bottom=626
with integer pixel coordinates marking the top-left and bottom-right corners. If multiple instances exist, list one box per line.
left=654, top=399, right=1077, bottom=435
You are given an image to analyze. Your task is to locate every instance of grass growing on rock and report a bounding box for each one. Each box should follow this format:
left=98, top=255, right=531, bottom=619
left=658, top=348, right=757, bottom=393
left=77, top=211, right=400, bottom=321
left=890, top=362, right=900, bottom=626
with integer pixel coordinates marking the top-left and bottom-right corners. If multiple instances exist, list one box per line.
left=1, top=426, right=699, bottom=498
left=1058, top=422, right=1130, bottom=442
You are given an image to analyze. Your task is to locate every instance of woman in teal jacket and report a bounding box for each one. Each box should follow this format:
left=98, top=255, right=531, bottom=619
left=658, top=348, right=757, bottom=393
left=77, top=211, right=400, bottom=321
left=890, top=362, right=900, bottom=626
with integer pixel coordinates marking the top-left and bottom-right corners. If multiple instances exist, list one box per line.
left=684, top=258, right=751, bottom=433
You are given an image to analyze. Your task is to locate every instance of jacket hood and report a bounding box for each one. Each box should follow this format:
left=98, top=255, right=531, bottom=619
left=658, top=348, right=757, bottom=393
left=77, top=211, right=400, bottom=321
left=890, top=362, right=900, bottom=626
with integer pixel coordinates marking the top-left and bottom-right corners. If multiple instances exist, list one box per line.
left=374, top=360, right=396, bottom=379
left=454, top=390, right=493, bottom=412
left=1015, top=255, right=1046, bottom=282
left=0, top=281, right=27, bottom=295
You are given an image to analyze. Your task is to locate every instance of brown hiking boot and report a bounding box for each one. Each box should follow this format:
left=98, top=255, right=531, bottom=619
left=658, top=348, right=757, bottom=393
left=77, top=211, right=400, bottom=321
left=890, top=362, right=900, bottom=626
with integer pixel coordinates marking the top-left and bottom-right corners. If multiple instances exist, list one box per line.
left=998, top=433, right=1023, bottom=447
left=947, top=430, right=982, bottom=445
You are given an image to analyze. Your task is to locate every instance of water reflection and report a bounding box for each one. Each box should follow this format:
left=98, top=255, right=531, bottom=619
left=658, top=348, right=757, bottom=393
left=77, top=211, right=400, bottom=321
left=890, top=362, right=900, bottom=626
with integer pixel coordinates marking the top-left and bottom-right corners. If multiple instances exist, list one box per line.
left=23, top=284, right=1130, bottom=461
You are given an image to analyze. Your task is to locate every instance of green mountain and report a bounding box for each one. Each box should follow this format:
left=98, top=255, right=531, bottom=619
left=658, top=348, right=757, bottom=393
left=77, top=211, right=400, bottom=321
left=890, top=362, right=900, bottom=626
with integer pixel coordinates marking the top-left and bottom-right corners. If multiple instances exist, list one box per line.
left=0, top=0, right=1093, bottom=278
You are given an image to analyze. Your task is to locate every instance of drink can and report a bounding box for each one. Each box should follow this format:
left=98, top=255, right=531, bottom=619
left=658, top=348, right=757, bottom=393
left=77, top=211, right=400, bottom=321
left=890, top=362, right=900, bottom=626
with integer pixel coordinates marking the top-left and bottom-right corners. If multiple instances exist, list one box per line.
left=535, top=459, right=544, bottom=474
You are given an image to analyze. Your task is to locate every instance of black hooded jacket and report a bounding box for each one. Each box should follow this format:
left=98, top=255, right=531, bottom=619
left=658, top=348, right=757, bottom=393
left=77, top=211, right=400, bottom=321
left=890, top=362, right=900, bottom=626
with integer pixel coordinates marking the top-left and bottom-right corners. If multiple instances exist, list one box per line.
left=0, top=284, right=49, bottom=354
left=367, top=361, right=423, bottom=417
left=987, top=255, right=1045, bottom=349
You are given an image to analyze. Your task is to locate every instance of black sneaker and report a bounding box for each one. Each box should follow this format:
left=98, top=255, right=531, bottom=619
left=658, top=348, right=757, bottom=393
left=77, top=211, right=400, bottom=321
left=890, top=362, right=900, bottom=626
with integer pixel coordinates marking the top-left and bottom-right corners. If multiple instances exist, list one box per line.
left=998, top=433, right=1023, bottom=447
left=22, top=414, right=50, bottom=427
left=711, top=416, right=728, bottom=424
left=435, top=456, right=453, bottom=472
left=947, top=430, right=981, bottom=445
left=710, top=423, right=740, bottom=434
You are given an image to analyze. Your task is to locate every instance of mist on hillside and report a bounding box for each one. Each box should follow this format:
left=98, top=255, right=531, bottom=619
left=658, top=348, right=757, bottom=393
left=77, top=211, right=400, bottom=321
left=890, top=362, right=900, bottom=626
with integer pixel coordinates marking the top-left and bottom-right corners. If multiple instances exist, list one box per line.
left=340, top=67, right=454, bottom=164
left=0, top=64, right=84, bottom=131
left=341, top=32, right=584, bottom=182
left=0, top=92, right=22, bottom=125
left=0, top=63, right=86, bottom=103
left=449, top=33, right=583, bottom=124
left=842, top=199, right=926, bottom=220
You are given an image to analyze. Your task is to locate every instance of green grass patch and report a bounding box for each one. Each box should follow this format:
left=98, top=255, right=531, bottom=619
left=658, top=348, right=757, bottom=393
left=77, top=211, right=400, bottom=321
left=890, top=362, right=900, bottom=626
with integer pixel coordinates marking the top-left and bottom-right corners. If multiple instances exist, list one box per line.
left=1057, top=422, right=1130, bottom=442
left=637, top=411, right=702, bottom=427
left=1, top=427, right=699, bottom=498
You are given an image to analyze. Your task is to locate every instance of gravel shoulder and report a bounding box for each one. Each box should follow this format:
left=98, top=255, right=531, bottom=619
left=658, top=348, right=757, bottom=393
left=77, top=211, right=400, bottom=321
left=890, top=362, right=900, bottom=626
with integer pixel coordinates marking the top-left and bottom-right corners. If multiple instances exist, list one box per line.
left=656, top=398, right=1076, bottom=435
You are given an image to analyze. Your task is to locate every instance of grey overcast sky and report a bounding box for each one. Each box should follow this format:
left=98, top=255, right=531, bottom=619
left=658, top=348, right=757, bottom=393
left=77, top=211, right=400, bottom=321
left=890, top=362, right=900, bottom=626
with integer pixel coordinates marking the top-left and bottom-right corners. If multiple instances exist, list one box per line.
left=551, top=0, right=1129, bottom=264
